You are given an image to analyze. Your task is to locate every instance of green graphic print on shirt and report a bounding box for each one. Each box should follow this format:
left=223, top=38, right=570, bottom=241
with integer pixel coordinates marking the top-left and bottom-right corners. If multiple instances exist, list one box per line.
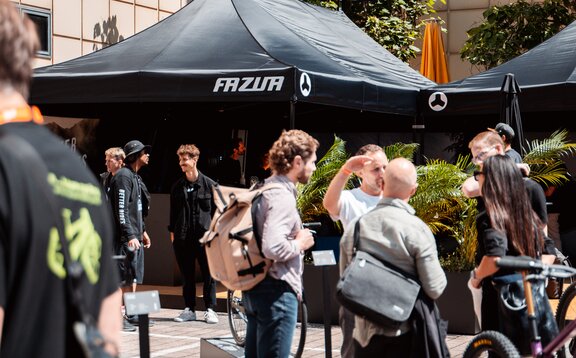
left=46, top=173, right=104, bottom=284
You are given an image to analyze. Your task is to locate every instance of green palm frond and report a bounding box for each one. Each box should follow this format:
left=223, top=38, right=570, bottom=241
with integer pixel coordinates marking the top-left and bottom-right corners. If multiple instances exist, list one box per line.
left=523, top=129, right=576, bottom=163
left=411, top=155, right=477, bottom=271
left=523, top=129, right=576, bottom=186
left=384, top=142, right=420, bottom=161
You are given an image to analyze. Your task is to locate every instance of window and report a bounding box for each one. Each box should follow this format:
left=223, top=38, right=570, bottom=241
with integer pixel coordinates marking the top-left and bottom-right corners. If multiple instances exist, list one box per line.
left=20, top=6, right=51, bottom=58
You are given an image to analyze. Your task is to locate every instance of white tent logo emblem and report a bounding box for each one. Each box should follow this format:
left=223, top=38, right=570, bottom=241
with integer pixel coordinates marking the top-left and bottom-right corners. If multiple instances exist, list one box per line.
left=428, top=92, right=447, bottom=112
left=299, top=73, right=311, bottom=97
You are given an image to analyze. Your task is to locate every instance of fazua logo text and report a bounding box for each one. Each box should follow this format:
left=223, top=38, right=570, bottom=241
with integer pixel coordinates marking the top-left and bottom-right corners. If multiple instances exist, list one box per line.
left=213, top=76, right=284, bottom=93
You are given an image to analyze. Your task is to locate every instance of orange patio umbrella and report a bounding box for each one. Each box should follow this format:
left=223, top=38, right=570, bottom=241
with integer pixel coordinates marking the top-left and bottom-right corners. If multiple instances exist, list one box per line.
left=420, top=21, right=449, bottom=84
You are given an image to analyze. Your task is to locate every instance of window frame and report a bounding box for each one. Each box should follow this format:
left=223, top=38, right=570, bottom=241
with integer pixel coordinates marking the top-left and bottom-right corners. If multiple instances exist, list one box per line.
left=19, top=5, right=52, bottom=58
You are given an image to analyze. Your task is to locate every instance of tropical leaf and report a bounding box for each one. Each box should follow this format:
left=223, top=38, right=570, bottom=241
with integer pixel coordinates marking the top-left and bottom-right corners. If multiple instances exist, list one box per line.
left=384, top=142, right=420, bottom=161
left=523, top=129, right=576, bottom=186
left=411, top=156, right=477, bottom=271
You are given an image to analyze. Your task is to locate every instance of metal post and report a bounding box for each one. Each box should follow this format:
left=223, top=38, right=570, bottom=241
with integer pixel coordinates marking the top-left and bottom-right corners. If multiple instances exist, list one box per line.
left=138, top=314, right=150, bottom=358
left=322, top=266, right=332, bottom=358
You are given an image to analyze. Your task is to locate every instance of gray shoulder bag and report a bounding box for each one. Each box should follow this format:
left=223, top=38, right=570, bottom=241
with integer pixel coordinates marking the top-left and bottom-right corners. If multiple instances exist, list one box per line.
left=336, top=217, right=421, bottom=329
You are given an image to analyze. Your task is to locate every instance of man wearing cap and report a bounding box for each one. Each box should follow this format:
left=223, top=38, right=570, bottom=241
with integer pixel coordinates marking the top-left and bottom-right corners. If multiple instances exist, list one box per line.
left=489, top=123, right=522, bottom=163
left=109, top=139, right=153, bottom=326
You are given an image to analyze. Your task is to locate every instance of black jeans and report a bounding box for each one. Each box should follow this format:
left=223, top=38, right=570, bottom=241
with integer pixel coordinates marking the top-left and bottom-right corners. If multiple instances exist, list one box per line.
left=172, top=239, right=216, bottom=309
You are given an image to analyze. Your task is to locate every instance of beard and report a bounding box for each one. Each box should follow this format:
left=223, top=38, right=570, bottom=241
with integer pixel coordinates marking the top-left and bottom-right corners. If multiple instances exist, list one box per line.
left=297, top=167, right=312, bottom=185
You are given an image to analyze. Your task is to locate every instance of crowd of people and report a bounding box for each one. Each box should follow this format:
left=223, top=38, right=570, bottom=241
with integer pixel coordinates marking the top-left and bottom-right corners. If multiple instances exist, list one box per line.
left=1, top=0, right=574, bottom=355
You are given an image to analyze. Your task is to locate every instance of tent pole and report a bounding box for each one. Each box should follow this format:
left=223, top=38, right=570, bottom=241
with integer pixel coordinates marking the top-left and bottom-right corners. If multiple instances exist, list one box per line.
left=290, top=97, right=296, bottom=129
left=412, top=114, right=425, bottom=166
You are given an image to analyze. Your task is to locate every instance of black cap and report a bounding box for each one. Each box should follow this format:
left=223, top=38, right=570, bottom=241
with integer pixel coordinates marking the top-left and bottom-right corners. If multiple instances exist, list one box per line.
left=489, top=123, right=515, bottom=140
left=124, top=140, right=152, bottom=158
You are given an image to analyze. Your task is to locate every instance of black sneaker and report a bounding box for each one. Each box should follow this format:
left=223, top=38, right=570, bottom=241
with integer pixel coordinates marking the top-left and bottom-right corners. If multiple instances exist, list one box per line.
left=126, top=315, right=155, bottom=326
left=122, top=318, right=137, bottom=332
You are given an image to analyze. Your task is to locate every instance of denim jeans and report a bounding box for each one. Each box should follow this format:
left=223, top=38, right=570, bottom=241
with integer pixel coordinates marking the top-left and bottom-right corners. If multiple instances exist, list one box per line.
left=243, top=276, right=298, bottom=357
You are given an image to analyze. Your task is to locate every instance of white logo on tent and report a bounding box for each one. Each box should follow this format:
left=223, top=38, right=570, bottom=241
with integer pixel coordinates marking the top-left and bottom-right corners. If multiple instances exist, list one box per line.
left=428, top=92, right=448, bottom=112
left=299, top=73, right=311, bottom=97
left=213, top=76, right=284, bottom=93
left=428, top=92, right=447, bottom=112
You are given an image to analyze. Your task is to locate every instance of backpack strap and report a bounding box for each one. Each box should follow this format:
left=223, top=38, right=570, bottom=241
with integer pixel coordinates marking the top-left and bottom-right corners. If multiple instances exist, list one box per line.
left=251, top=182, right=284, bottom=247
left=213, top=184, right=228, bottom=211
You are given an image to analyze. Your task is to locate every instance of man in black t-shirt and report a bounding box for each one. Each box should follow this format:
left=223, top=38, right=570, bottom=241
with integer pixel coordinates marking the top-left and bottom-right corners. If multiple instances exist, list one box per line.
left=0, top=2, right=121, bottom=356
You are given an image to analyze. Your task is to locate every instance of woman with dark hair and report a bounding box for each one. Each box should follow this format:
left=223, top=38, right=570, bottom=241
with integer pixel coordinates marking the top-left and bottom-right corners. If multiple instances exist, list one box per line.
left=468, top=154, right=557, bottom=354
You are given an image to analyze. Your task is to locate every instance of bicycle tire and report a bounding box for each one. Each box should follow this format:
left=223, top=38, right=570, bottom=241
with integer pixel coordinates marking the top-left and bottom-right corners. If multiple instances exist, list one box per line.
left=462, top=330, right=520, bottom=358
left=292, top=301, right=307, bottom=358
left=227, top=289, right=247, bottom=347
left=556, top=281, right=576, bottom=356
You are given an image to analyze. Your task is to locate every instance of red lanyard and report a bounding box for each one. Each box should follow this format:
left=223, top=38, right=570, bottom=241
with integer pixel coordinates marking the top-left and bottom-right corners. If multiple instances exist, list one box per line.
left=0, top=105, right=44, bottom=125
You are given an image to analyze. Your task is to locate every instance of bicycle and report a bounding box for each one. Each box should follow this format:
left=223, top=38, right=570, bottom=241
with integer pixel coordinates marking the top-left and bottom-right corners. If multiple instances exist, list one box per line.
left=555, top=278, right=576, bottom=355
left=227, top=288, right=308, bottom=357
left=462, top=255, right=576, bottom=358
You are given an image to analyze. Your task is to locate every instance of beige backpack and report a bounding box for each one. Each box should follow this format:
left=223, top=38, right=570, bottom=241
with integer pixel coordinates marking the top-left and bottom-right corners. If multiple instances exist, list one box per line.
left=200, top=183, right=282, bottom=291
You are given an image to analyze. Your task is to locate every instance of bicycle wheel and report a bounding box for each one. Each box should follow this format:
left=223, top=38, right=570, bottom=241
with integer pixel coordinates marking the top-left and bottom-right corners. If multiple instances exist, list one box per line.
left=556, top=282, right=576, bottom=355
left=227, top=289, right=247, bottom=347
left=291, top=300, right=307, bottom=358
left=463, top=330, right=520, bottom=358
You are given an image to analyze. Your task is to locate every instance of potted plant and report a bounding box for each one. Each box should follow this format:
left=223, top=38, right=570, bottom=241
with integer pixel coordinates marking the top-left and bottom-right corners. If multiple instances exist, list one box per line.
left=409, top=155, right=479, bottom=334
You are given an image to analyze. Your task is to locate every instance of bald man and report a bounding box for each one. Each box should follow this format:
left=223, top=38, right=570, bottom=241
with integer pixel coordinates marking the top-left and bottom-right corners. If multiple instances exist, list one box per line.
left=339, top=158, right=447, bottom=357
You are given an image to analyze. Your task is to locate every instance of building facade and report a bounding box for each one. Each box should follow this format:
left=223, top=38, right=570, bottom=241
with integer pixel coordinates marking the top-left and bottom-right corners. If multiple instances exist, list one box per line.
left=15, top=0, right=534, bottom=81
left=12, top=0, right=188, bottom=69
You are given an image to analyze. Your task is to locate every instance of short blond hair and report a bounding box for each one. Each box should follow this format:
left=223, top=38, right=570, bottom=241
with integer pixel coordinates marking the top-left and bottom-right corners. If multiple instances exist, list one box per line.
left=104, top=147, right=125, bottom=161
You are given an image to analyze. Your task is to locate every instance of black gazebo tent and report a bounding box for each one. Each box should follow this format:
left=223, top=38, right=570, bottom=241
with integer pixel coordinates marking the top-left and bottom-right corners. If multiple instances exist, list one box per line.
left=420, top=20, right=576, bottom=132
left=30, top=0, right=434, bottom=128
left=30, top=0, right=438, bottom=190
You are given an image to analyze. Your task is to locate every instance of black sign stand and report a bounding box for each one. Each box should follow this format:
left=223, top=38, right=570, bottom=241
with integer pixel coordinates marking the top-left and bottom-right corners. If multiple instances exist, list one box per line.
left=138, top=314, right=151, bottom=358
left=124, top=290, right=161, bottom=358
left=312, top=250, right=337, bottom=358
left=322, top=266, right=332, bottom=358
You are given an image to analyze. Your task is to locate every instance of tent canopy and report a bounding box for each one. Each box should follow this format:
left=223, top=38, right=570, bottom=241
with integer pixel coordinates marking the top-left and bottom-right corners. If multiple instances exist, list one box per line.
left=30, top=0, right=434, bottom=118
left=421, top=20, right=576, bottom=122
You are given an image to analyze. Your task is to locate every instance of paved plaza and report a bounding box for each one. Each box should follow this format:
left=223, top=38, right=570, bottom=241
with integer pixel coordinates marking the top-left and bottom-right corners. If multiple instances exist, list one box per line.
left=119, top=307, right=473, bottom=357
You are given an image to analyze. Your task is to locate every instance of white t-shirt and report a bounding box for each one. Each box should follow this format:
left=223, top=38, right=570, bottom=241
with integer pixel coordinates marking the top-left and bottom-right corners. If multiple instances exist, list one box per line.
left=331, top=187, right=381, bottom=231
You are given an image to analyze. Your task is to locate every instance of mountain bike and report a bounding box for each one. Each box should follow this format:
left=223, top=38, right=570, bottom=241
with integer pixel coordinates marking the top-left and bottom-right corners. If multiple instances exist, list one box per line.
left=227, top=289, right=308, bottom=357
left=462, top=256, right=576, bottom=358
left=555, top=278, right=576, bottom=355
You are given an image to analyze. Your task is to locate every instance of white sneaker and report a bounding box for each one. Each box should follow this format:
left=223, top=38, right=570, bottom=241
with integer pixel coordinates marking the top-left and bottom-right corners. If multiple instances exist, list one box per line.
left=204, top=308, right=219, bottom=324
left=174, top=308, right=196, bottom=322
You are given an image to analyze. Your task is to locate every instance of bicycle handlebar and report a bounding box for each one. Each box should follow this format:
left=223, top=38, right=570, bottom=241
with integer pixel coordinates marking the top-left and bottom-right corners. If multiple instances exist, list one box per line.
left=302, top=222, right=322, bottom=230
left=497, top=255, right=576, bottom=278
left=497, top=256, right=543, bottom=270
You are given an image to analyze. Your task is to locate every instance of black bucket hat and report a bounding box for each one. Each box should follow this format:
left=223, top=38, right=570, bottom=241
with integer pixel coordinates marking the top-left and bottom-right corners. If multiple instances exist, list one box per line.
left=124, top=140, right=152, bottom=158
